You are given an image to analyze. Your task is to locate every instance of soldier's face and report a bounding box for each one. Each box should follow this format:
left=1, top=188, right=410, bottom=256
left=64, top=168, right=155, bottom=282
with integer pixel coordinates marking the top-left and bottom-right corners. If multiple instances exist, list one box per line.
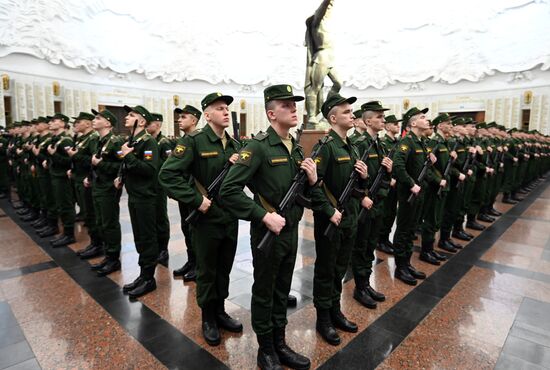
left=206, top=101, right=230, bottom=128
left=466, top=124, right=476, bottom=135
left=125, top=112, right=143, bottom=127
left=49, top=119, right=63, bottom=131
left=93, top=115, right=109, bottom=130
left=146, top=121, right=161, bottom=134
left=366, top=111, right=385, bottom=131
left=386, top=122, right=400, bottom=134
left=439, top=121, right=452, bottom=134
left=177, top=114, right=197, bottom=132
left=270, top=100, right=298, bottom=128
left=333, top=103, right=354, bottom=130
left=354, top=117, right=367, bottom=131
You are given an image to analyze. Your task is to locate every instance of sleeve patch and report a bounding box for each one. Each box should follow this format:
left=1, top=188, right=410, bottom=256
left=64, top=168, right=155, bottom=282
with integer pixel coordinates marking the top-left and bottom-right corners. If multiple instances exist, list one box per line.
left=236, top=150, right=252, bottom=166
left=173, top=144, right=186, bottom=158
left=144, top=150, right=153, bottom=160
left=400, top=144, right=409, bottom=152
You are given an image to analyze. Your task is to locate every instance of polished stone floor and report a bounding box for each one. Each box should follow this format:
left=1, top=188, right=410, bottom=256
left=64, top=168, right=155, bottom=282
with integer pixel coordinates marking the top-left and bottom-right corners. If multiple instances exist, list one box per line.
left=1, top=179, right=550, bottom=369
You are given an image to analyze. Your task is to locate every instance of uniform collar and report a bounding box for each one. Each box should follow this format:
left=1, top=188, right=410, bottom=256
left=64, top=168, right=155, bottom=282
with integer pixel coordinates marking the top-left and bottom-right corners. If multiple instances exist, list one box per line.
left=204, top=123, right=238, bottom=149
left=266, top=125, right=295, bottom=147
left=329, top=129, right=349, bottom=148
left=408, top=130, right=421, bottom=143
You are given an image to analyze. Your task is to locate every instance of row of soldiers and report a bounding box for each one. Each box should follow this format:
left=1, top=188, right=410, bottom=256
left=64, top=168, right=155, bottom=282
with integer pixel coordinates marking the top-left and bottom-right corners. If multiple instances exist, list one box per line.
left=0, top=86, right=549, bottom=370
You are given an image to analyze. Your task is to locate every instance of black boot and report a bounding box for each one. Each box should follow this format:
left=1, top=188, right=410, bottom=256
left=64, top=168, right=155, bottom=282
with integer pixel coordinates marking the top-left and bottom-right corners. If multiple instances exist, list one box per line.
left=216, top=301, right=243, bottom=332
left=365, top=283, right=385, bottom=302
left=90, top=256, right=110, bottom=271
left=173, top=261, right=193, bottom=277
left=287, top=294, right=297, bottom=308
left=330, top=307, right=358, bottom=333
left=488, top=207, right=502, bottom=217
left=477, top=213, right=495, bottom=223
left=466, top=215, right=485, bottom=231
left=21, top=209, right=39, bottom=222
left=452, top=227, right=472, bottom=241
left=79, top=241, right=104, bottom=259
left=430, top=250, right=448, bottom=261
left=51, top=230, right=76, bottom=248
left=353, top=276, right=377, bottom=309
left=128, top=266, right=157, bottom=298
left=123, top=272, right=144, bottom=294
left=316, top=308, right=340, bottom=345
left=31, top=213, right=48, bottom=228
left=394, top=255, right=417, bottom=286
left=376, top=240, right=394, bottom=254
left=183, top=263, right=196, bottom=282
left=202, top=304, right=221, bottom=346
left=502, top=193, right=518, bottom=204
left=511, top=192, right=524, bottom=201
left=448, top=239, right=463, bottom=250
left=96, top=257, right=121, bottom=276
left=420, top=241, right=440, bottom=266
left=438, top=239, right=458, bottom=253
left=406, top=252, right=426, bottom=279
left=257, top=334, right=282, bottom=370
left=273, top=327, right=310, bottom=370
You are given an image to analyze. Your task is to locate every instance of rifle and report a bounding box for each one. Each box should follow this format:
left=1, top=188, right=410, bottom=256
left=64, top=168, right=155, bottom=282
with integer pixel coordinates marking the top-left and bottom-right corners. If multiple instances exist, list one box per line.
left=407, top=154, right=432, bottom=203
left=231, top=111, right=240, bottom=141
left=323, top=139, right=376, bottom=240
left=437, top=141, right=459, bottom=196
left=115, top=119, right=138, bottom=192
left=257, top=135, right=331, bottom=254
left=47, top=135, right=61, bottom=169
left=357, top=141, right=397, bottom=223
left=88, top=141, right=103, bottom=183
left=69, top=133, right=78, bottom=171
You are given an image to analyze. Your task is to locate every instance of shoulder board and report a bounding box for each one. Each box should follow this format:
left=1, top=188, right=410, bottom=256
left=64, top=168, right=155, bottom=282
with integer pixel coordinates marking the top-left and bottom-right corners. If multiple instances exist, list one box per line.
left=354, top=135, right=367, bottom=144
left=253, top=131, right=269, bottom=141
left=188, top=129, right=203, bottom=138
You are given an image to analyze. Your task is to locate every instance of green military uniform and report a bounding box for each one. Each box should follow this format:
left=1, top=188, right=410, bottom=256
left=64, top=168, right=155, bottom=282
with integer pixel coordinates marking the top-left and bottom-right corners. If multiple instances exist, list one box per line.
left=159, top=120, right=241, bottom=308
left=122, top=123, right=160, bottom=276
left=0, top=128, right=10, bottom=196
left=420, top=114, right=455, bottom=261
left=92, top=127, right=123, bottom=261
left=71, top=113, right=101, bottom=247
left=378, top=125, right=400, bottom=250
left=154, top=127, right=173, bottom=259
left=34, top=124, right=58, bottom=230
left=467, top=123, right=490, bottom=224
left=47, top=115, right=76, bottom=238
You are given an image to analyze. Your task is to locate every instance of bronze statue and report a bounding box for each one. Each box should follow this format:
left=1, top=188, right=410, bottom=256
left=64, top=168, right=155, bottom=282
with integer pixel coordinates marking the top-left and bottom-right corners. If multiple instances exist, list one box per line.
left=304, top=0, right=342, bottom=128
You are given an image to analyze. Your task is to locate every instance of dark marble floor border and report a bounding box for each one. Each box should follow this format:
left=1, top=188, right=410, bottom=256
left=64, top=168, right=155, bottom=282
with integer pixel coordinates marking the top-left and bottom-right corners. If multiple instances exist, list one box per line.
left=0, top=199, right=228, bottom=370
left=319, top=178, right=550, bottom=370
left=0, top=261, right=58, bottom=282
left=475, top=259, right=550, bottom=285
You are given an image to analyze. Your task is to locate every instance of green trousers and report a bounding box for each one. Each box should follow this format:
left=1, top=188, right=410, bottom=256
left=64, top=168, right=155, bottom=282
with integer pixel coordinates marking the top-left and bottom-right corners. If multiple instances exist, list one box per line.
left=178, top=201, right=195, bottom=264
left=393, top=185, right=425, bottom=257
left=51, top=175, right=75, bottom=234
left=421, top=188, right=447, bottom=244
left=441, top=179, right=462, bottom=235
left=379, top=186, right=397, bottom=243
left=313, top=215, right=356, bottom=310
left=37, top=173, right=57, bottom=221
left=352, top=200, right=384, bottom=280
left=0, top=160, right=8, bottom=192
left=128, top=201, right=159, bottom=269
left=93, top=188, right=121, bottom=258
left=193, top=220, right=238, bottom=308
left=155, top=188, right=170, bottom=252
left=75, top=180, right=99, bottom=242
left=250, top=222, right=298, bottom=335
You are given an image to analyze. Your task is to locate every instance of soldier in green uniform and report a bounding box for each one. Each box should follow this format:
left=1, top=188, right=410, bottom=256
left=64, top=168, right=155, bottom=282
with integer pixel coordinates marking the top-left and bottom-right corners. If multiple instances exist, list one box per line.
left=0, top=125, right=10, bottom=198
left=14, top=121, right=32, bottom=217
left=348, top=109, right=366, bottom=143
left=147, top=113, right=173, bottom=267
left=311, top=94, right=370, bottom=345
left=67, top=112, right=102, bottom=258
left=378, top=114, right=402, bottom=254
left=438, top=117, right=468, bottom=251
left=483, top=123, right=505, bottom=217
left=351, top=101, right=392, bottom=310
left=20, top=120, right=42, bottom=223
left=114, top=105, right=160, bottom=298
left=220, top=85, right=315, bottom=370
left=420, top=113, right=457, bottom=264
left=392, top=107, right=436, bottom=285
left=501, top=128, right=519, bottom=204
left=159, top=93, right=243, bottom=346
left=45, top=113, right=76, bottom=247
left=87, top=109, right=124, bottom=276
left=171, top=106, right=201, bottom=281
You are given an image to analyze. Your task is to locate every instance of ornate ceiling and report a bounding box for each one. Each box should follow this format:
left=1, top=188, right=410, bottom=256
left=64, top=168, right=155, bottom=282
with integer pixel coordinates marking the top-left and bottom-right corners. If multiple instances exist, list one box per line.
left=0, top=0, right=549, bottom=89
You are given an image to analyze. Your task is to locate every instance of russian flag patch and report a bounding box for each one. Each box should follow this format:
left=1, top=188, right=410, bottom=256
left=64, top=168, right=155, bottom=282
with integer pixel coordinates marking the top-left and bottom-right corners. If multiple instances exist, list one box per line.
left=144, top=150, right=153, bottom=160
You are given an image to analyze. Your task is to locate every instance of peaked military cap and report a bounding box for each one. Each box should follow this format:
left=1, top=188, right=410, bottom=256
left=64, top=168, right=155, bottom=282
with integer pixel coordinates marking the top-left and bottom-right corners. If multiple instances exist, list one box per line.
left=475, top=122, right=487, bottom=129
left=36, top=116, right=48, bottom=123
left=264, top=84, right=304, bottom=103
left=402, top=107, right=429, bottom=124
left=123, top=105, right=153, bottom=122
left=91, top=108, right=118, bottom=126
left=485, top=121, right=498, bottom=129
left=151, top=113, right=163, bottom=122
left=52, top=113, right=70, bottom=123
left=353, top=109, right=364, bottom=119
left=321, top=93, right=357, bottom=119
left=201, top=92, right=234, bottom=111
left=72, top=112, right=95, bottom=122
left=361, top=100, right=389, bottom=112
left=384, top=114, right=402, bottom=124
left=174, top=105, right=202, bottom=120
left=432, top=112, right=453, bottom=126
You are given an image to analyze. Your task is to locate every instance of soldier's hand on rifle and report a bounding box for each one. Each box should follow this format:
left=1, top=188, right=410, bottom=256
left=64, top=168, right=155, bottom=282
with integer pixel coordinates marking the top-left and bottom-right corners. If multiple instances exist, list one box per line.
left=458, top=173, right=466, bottom=181
left=66, top=147, right=77, bottom=157
left=120, top=142, right=134, bottom=157
left=228, top=153, right=239, bottom=164
left=262, top=212, right=286, bottom=235
left=32, top=146, right=39, bottom=156
left=114, top=177, right=123, bottom=189
left=468, top=147, right=476, bottom=154
left=476, top=145, right=483, bottom=154
left=42, top=160, right=48, bottom=169
left=91, top=155, right=102, bottom=166
left=390, top=178, right=397, bottom=187
left=354, top=160, right=368, bottom=179
left=47, top=145, right=56, bottom=155
left=301, top=158, right=318, bottom=185
left=467, top=169, right=473, bottom=176
left=450, top=151, right=457, bottom=160
left=411, top=184, right=421, bottom=195
left=361, top=196, right=373, bottom=210
left=381, top=157, right=393, bottom=172
left=30, top=165, right=35, bottom=173
left=198, top=196, right=212, bottom=214
left=67, top=169, right=72, bottom=179
left=487, top=146, right=493, bottom=153
left=439, top=179, right=447, bottom=188
left=329, top=209, right=342, bottom=226
left=83, top=177, right=91, bottom=188
left=16, top=148, right=22, bottom=155
left=429, top=153, right=437, bottom=164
